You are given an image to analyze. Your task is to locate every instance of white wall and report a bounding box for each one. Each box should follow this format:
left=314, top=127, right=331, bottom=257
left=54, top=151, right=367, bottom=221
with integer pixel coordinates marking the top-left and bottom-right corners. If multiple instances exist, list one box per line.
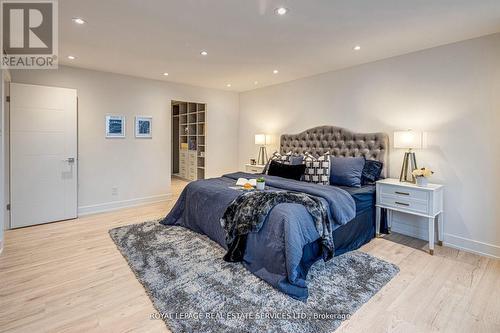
left=11, top=66, right=239, bottom=215
left=239, top=33, right=500, bottom=258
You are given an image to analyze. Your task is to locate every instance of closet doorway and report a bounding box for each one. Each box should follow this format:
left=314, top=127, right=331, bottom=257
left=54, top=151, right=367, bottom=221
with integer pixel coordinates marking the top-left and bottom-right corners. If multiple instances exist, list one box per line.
left=171, top=100, right=206, bottom=181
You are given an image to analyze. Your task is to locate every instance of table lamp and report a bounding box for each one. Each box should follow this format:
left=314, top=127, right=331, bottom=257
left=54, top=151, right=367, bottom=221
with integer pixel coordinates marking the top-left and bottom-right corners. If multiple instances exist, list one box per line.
left=255, top=134, right=268, bottom=165
left=394, top=130, right=423, bottom=183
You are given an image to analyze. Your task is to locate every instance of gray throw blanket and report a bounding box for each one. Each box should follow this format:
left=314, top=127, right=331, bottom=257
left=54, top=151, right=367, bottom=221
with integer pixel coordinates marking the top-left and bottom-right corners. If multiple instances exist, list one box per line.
left=220, top=191, right=333, bottom=262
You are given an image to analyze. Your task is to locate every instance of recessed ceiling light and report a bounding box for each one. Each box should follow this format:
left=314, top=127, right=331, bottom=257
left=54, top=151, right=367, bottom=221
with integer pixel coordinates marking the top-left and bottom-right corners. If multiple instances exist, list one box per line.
left=162, top=72, right=169, bottom=76
left=67, top=55, right=76, bottom=60
left=200, top=50, right=208, bottom=56
left=254, top=81, right=259, bottom=85
left=353, top=45, right=361, bottom=51
left=275, top=7, right=288, bottom=16
left=72, top=17, right=86, bottom=25
left=226, top=84, right=231, bottom=88
left=273, top=69, right=279, bottom=74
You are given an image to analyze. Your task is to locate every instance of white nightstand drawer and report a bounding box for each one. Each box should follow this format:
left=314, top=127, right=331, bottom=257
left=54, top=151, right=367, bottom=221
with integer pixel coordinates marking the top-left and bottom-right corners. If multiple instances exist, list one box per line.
left=379, top=184, right=428, bottom=201
left=247, top=166, right=261, bottom=173
left=245, top=164, right=265, bottom=174
left=379, top=194, right=429, bottom=215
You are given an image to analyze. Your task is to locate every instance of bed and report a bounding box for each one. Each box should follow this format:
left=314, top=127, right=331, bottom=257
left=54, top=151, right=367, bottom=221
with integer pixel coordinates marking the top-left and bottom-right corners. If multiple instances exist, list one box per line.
left=162, top=125, right=389, bottom=301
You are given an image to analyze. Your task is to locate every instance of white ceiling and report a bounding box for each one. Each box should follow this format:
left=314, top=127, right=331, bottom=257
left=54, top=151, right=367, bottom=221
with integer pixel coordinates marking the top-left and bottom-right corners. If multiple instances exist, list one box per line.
left=59, top=0, right=500, bottom=92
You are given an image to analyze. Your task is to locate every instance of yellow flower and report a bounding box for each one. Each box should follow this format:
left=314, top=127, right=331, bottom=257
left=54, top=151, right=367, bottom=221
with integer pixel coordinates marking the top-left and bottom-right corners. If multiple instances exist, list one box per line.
left=423, top=168, right=433, bottom=177
left=413, top=167, right=434, bottom=178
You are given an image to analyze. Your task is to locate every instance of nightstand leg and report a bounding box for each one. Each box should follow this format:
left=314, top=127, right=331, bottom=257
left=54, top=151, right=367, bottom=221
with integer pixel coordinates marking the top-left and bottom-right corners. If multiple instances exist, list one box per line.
left=437, top=212, right=443, bottom=246
left=375, top=206, right=381, bottom=237
left=387, top=210, right=392, bottom=233
left=428, top=217, right=435, bottom=255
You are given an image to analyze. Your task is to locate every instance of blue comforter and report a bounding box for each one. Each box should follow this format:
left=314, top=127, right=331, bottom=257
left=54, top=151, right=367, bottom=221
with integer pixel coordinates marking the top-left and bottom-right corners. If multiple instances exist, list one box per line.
left=161, top=172, right=356, bottom=301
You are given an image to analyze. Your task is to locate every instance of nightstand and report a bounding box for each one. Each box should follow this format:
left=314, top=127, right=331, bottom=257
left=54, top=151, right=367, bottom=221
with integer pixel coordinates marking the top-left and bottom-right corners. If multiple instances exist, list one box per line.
left=245, top=164, right=265, bottom=174
left=375, top=178, right=444, bottom=255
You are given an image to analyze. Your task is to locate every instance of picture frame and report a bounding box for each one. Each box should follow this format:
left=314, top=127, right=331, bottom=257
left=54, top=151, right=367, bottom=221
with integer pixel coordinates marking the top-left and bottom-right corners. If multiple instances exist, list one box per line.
left=135, top=116, right=152, bottom=138
left=105, top=115, right=125, bottom=138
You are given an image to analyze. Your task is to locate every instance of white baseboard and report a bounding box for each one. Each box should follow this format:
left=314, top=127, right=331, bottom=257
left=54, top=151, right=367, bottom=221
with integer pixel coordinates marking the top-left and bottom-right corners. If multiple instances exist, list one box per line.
left=444, top=233, right=500, bottom=259
left=78, top=193, right=171, bottom=216
left=391, top=219, right=500, bottom=259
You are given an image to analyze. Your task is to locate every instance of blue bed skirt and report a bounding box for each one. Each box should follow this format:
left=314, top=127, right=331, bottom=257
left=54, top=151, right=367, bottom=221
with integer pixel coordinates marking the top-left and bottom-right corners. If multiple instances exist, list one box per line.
left=290, top=183, right=390, bottom=282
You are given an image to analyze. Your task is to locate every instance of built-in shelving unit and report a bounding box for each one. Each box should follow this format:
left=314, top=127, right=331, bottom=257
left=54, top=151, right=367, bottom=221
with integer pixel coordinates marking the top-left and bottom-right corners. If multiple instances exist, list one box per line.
left=172, top=100, right=206, bottom=181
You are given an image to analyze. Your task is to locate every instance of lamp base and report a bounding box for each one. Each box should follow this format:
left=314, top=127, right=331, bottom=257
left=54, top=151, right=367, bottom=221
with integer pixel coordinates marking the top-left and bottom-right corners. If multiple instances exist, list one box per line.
left=399, top=151, right=418, bottom=183
left=257, top=146, right=268, bottom=165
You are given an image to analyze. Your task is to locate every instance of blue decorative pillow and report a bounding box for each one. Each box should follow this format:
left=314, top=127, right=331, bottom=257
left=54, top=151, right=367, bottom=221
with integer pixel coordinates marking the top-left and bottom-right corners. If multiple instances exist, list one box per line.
left=362, top=160, right=383, bottom=185
left=329, top=157, right=365, bottom=188
left=290, top=154, right=304, bottom=165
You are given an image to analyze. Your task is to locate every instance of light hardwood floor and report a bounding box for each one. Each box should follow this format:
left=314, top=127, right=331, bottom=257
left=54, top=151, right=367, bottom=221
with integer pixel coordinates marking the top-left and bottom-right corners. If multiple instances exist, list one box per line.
left=1, top=178, right=499, bottom=333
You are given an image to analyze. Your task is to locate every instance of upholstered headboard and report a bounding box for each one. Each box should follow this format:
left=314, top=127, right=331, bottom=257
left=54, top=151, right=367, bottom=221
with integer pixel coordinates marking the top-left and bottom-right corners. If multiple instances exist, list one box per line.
left=280, top=125, right=389, bottom=178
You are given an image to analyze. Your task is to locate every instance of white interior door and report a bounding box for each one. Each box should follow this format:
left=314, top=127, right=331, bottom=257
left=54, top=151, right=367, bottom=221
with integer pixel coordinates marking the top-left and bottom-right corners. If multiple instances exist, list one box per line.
left=10, top=83, right=77, bottom=228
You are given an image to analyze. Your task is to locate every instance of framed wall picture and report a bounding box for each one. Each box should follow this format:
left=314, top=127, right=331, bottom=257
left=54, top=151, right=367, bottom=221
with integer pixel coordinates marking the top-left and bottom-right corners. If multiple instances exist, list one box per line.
left=135, top=116, right=152, bottom=138
left=105, top=115, right=125, bottom=138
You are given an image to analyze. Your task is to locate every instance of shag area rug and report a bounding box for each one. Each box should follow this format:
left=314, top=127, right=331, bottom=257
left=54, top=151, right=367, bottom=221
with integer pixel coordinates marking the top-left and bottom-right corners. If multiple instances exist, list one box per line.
left=109, top=221, right=399, bottom=333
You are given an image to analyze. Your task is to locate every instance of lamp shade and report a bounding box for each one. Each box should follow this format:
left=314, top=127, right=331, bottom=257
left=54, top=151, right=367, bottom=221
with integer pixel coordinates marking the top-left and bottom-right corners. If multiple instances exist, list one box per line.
left=255, top=134, right=266, bottom=145
left=394, top=130, right=423, bottom=149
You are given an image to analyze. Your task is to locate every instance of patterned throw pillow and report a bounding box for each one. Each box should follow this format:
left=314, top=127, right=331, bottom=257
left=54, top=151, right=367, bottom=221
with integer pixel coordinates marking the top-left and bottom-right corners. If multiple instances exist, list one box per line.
left=263, top=151, right=292, bottom=174
left=303, top=152, right=331, bottom=185
left=272, top=151, right=293, bottom=164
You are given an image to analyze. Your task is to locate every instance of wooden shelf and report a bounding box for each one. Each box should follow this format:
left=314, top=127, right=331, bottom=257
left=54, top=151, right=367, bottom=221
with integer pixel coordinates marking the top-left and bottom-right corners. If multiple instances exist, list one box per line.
left=173, top=100, right=206, bottom=180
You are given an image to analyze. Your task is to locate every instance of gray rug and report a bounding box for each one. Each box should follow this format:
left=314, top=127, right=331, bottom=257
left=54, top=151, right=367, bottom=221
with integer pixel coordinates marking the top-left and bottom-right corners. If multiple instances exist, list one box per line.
left=109, top=221, right=399, bottom=333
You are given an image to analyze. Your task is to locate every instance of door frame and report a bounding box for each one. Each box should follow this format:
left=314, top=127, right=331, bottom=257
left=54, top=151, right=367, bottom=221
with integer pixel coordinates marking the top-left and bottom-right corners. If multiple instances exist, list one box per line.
left=1, top=70, right=11, bottom=252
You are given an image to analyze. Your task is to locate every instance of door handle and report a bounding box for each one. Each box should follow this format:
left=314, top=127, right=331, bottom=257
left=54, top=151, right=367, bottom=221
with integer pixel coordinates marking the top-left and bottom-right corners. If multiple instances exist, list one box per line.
left=63, top=157, right=76, bottom=163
